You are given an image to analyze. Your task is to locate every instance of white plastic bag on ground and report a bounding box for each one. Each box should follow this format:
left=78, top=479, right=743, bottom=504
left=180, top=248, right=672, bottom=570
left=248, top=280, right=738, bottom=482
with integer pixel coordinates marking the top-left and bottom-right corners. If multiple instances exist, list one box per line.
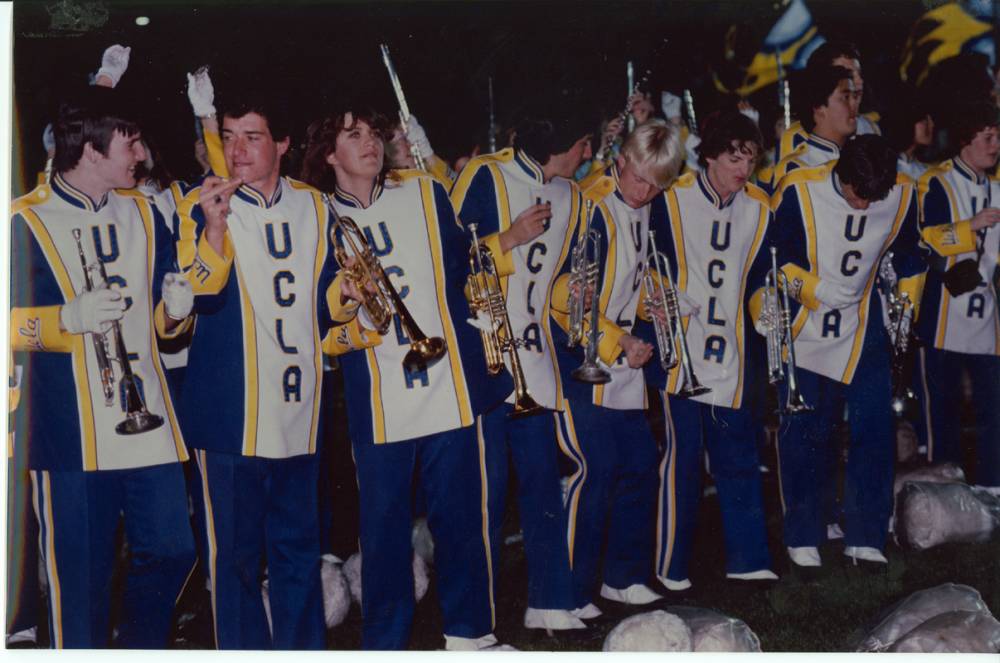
left=893, top=463, right=965, bottom=499
left=857, top=583, right=992, bottom=652
left=668, top=606, right=761, bottom=652
left=343, top=551, right=429, bottom=606
left=889, top=610, right=1000, bottom=653
left=603, top=610, right=693, bottom=651
left=320, top=554, right=350, bottom=628
left=898, top=482, right=997, bottom=550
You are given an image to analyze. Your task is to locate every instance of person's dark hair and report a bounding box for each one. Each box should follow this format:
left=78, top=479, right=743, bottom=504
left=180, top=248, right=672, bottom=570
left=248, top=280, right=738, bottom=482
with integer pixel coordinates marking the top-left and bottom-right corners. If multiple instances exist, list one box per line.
left=834, top=134, right=898, bottom=203
left=513, top=114, right=593, bottom=165
left=949, top=99, right=1000, bottom=151
left=696, top=110, right=763, bottom=169
left=53, top=86, right=140, bottom=174
left=221, top=93, right=292, bottom=143
left=882, top=86, right=932, bottom=153
left=797, top=64, right=853, bottom=133
left=300, top=108, right=392, bottom=192
left=807, top=40, right=862, bottom=68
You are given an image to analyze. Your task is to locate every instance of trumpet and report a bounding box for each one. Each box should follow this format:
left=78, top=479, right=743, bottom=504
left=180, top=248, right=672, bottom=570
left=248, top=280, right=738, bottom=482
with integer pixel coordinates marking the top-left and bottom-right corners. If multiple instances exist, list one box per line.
left=72, top=229, right=164, bottom=435
left=683, top=89, right=698, bottom=137
left=326, top=195, right=447, bottom=371
left=763, top=246, right=812, bottom=415
left=466, top=223, right=544, bottom=418
left=879, top=253, right=917, bottom=415
left=644, top=231, right=710, bottom=398
left=379, top=43, right=426, bottom=172
left=568, top=200, right=611, bottom=384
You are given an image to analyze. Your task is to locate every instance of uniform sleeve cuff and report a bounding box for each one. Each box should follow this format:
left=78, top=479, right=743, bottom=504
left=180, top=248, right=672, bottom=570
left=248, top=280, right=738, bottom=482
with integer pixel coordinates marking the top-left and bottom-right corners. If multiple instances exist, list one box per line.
left=10, top=306, right=75, bottom=352
left=153, top=302, right=194, bottom=339
left=481, top=232, right=516, bottom=278
left=781, top=262, right=820, bottom=311
left=921, top=220, right=976, bottom=256
left=328, top=272, right=361, bottom=323
left=597, top=316, right=625, bottom=365
left=188, top=232, right=234, bottom=295
left=321, top=318, right=383, bottom=357
left=747, top=287, right=766, bottom=327
left=899, top=273, right=927, bottom=322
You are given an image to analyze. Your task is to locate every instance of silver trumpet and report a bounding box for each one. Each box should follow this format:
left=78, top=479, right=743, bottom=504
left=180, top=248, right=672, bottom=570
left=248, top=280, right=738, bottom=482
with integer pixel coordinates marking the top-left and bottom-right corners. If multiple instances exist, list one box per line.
left=644, top=231, right=710, bottom=398
left=72, top=228, right=164, bottom=435
left=879, top=252, right=917, bottom=415
left=568, top=199, right=610, bottom=384
left=763, top=246, right=812, bottom=415
left=379, top=43, right=427, bottom=172
left=683, top=89, right=698, bottom=137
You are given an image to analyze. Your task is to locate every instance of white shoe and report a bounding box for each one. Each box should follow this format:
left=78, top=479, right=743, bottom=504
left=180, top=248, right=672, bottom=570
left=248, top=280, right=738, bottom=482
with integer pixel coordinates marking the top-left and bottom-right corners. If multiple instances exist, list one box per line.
left=444, top=633, right=499, bottom=650
left=844, top=546, right=887, bottom=564
left=570, top=603, right=602, bottom=619
left=600, top=582, right=663, bottom=605
left=657, top=575, right=692, bottom=591
left=787, top=546, right=821, bottom=567
left=321, top=553, right=343, bottom=565
left=727, top=569, right=778, bottom=581
left=6, top=626, right=37, bottom=646
left=524, top=608, right=586, bottom=630
left=827, top=523, right=845, bottom=540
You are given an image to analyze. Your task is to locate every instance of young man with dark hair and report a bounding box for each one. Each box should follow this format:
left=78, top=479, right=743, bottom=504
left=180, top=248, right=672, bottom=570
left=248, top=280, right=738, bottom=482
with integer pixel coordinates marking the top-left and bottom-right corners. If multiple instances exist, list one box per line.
left=451, top=112, right=593, bottom=632
left=916, top=100, right=1000, bottom=494
left=765, top=134, right=925, bottom=567
left=9, top=86, right=196, bottom=647
left=175, top=93, right=339, bottom=649
left=651, top=111, right=777, bottom=591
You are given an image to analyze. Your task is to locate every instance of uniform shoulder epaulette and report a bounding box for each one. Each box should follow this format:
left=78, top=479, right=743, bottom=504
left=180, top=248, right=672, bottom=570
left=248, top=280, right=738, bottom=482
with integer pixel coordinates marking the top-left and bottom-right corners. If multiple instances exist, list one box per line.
left=114, top=187, right=153, bottom=202
left=771, top=161, right=831, bottom=207
left=670, top=171, right=697, bottom=190
left=917, top=161, right=951, bottom=195
left=895, top=171, right=916, bottom=187
left=580, top=173, right=615, bottom=205
left=11, top=184, right=52, bottom=216
left=285, top=177, right=322, bottom=194
left=392, top=168, right=450, bottom=188
left=744, top=182, right=770, bottom=207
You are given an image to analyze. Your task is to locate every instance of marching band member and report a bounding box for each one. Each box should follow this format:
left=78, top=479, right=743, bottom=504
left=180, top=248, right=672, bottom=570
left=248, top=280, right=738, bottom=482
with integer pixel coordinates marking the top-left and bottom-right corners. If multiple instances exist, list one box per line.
left=9, top=86, right=195, bottom=647
left=451, top=114, right=593, bottom=632
left=916, top=100, right=1000, bottom=493
left=301, top=108, right=511, bottom=650
left=650, top=111, right=777, bottom=591
left=551, top=119, right=683, bottom=615
left=765, top=135, right=925, bottom=567
left=175, top=93, right=336, bottom=648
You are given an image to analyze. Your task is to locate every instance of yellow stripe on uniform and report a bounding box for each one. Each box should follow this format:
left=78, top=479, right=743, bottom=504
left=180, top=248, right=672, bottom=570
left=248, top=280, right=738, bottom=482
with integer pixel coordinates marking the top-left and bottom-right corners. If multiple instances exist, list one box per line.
left=932, top=175, right=962, bottom=349
left=593, top=201, right=617, bottom=406
left=235, top=263, right=260, bottom=456
left=655, top=394, right=678, bottom=578
left=33, top=471, right=64, bottom=647
left=790, top=183, right=819, bottom=342
left=21, top=209, right=98, bottom=470
left=420, top=178, right=474, bottom=427
left=486, top=164, right=513, bottom=298
left=307, top=191, right=329, bottom=454
left=194, top=450, right=220, bottom=648
left=732, top=206, right=770, bottom=409
left=665, top=189, right=686, bottom=394
left=475, top=417, right=496, bottom=628
left=365, top=347, right=387, bottom=444
left=548, top=190, right=580, bottom=407
left=555, top=403, right=586, bottom=566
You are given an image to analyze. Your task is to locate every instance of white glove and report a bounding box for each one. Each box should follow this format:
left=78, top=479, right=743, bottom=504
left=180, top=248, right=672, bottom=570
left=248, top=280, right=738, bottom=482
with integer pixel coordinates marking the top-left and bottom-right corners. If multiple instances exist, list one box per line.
left=187, top=66, right=217, bottom=118
left=675, top=290, right=701, bottom=317
left=753, top=309, right=772, bottom=337
left=661, top=91, right=682, bottom=121
left=42, top=124, right=55, bottom=155
left=815, top=279, right=859, bottom=309
left=96, top=44, right=130, bottom=87
left=162, top=273, right=194, bottom=320
left=405, top=114, right=434, bottom=160
left=739, top=106, right=761, bottom=126
left=684, top=132, right=701, bottom=172
left=60, top=288, right=125, bottom=335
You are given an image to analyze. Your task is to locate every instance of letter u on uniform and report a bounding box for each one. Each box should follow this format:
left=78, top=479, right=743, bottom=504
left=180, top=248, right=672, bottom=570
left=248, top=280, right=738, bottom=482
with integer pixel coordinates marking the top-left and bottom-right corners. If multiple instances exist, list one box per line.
left=266, top=222, right=293, bottom=259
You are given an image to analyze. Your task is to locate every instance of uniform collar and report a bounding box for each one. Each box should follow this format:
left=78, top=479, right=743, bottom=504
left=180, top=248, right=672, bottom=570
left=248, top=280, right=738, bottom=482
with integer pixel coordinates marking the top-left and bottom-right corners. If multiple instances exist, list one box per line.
left=953, top=157, right=986, bottom=185
left=51, top=173, right=109, bottom=212
left=333, top=177, right=384, bottom=209
left=806, top=133, right=841, bottom=156
left=234, top=178, right=283, bottom=208
left=697, top=171, right=737, bottom=210
left=513, top=150, right=546, bottom=183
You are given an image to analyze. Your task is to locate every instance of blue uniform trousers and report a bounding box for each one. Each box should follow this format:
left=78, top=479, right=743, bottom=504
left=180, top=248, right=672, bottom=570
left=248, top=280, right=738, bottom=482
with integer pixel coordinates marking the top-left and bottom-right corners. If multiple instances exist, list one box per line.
left=478, top=403, right=575, bottom=610
left=557, top=400, right=658, bottom=608
left=656, top=397, right=772, bottom=582
left=351, top=425, right=494, bottom=650
left=30, top=463, right=195, bottom=648
left=7, top=458, right=40, bottom=640
left=194, top=450, right=324, bottom=650
left=777, top=347, right=894, bottom=549
left=920, top=348, right=1000, bottom=487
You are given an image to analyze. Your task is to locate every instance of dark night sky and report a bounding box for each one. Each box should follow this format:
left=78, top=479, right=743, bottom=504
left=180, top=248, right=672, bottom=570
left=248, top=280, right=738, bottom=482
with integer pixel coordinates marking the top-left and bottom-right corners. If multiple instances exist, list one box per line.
left=12, top=0, right=933, bottom=193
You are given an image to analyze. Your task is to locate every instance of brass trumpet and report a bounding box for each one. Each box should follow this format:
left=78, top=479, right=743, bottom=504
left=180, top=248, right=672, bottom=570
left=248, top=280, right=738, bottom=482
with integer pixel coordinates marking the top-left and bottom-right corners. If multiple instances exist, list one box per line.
left=763, top=246, right=812, bottom=415
left=644, top=231, right=710, bottom=398
left=325, top=195, right=447, bottom=371
left=879, top=252, right=917, bottom=416
left=568, top=200, right=611, bottom=384
left=72, top=228, right=164, bottom=435
left=467, top=223, right=544, bottom=418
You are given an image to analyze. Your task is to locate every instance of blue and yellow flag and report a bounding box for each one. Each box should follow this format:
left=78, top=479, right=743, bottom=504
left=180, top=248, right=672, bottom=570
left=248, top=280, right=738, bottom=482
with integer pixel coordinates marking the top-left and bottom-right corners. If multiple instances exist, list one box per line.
left=900, top=2, right=994, bottom=87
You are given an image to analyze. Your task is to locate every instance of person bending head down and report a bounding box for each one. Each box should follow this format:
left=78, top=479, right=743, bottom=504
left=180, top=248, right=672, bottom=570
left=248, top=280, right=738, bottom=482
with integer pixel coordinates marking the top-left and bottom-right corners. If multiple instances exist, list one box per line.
left=616, top=118, right=683, bottom=208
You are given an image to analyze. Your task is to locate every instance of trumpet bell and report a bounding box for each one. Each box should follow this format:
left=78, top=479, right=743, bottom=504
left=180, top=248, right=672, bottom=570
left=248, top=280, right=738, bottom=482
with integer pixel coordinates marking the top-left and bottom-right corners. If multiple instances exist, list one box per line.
left=509, top=393, right=545, bottom=419
left=115, top=410, right=164, bottom=435
left=779, top=393, right=813, bottom=416
left=572, top=363, right=611, bottom=384
left=403, top=336, right=447, bottom=372
left=677, top=383, right=711, bottom=398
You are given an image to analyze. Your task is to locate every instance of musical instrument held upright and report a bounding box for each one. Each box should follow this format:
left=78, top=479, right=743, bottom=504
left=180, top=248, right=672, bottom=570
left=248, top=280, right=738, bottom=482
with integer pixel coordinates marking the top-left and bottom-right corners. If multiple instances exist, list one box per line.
left=568, top=200, right=611, bottom=384
left=466, top=223, right=544, bottom=418
left=379, top=43, right=427, bottom=171
left=325, top=194, right=447, bottom=371
left=72, top=228, right=164, bottom=435
left=879, top=252, right=918, bottom=415
left=763, top=246, right=812, bottom=415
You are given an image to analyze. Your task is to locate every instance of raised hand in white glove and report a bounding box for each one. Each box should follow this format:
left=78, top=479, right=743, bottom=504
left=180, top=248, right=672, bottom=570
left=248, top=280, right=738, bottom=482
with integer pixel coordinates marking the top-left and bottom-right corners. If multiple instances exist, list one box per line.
left=815, top=279, right=859, bottom=309
left=162, top=273, right=194, bottom=320
left=187, top=66, right=216, bottom=118
left=684, top=132, right=701, bottom=172
left=661, top=91, right=682, bottom=121
left=60, top=288, right=125, bottom=335
left=405, top=115, right=434, bottom=161
left=738, top=103, right=760, bottom=126
left=96, top=45, right=131, bottom=87
left=753, top=308, right=773, bottom=337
